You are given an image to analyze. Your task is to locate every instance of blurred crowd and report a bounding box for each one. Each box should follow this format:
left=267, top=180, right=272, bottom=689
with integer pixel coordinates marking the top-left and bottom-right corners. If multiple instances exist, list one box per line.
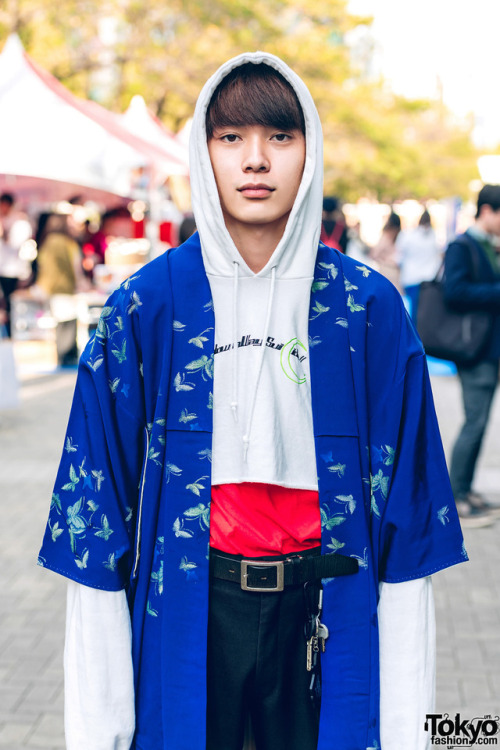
left=0, top=191, right=196, bottom=365
left=321, top=195, right=442, bottom=323
left=322, top=188, right=500, bottom=530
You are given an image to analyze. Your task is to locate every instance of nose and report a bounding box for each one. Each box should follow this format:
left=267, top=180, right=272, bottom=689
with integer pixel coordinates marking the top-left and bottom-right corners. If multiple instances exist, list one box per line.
left=242, top=135, right=270, bottom=172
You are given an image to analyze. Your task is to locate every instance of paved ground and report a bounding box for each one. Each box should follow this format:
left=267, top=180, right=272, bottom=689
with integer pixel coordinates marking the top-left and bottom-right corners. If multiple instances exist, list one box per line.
left=0, top=350, right=499, bottom=748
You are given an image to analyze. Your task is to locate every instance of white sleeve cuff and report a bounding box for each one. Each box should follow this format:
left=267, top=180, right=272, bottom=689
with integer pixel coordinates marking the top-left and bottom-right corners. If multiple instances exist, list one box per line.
left=379, top=576, right=435, bottom=750
left=64, top=581, right=135, bottom=750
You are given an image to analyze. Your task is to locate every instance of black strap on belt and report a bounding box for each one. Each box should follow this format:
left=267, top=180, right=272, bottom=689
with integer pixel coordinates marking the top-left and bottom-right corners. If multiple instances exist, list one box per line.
left=210, top=551, right=358, bottom=592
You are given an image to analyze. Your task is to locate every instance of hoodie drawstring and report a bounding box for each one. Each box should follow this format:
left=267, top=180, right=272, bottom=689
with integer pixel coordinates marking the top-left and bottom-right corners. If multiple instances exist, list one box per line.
left=242, top=266, right=277, bottom=462
left=230, top=261, right=239, bottom=422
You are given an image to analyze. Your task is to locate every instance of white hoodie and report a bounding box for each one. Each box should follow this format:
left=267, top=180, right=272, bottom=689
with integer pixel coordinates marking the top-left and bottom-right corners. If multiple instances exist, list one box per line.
left=190, top=51, right=324, bottom=490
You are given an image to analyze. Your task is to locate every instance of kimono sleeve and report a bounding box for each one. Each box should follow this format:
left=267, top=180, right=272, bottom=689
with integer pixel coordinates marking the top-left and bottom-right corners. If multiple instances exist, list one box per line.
left=38, top=285, right=146, bottom=591
left=367, top=286, right=467, bottom=583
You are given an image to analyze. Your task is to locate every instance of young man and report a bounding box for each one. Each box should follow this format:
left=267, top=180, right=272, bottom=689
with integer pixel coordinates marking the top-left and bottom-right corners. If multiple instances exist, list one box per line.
left=444, top=184, right=500, bottom=526
left=39, top=53, right=466, bottom=750
left=0, top=192, right=32, bottom=336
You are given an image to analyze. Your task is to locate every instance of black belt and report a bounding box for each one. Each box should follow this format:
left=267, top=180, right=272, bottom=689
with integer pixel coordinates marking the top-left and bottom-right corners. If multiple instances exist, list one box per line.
left=210, top=550, right=358, bottom=592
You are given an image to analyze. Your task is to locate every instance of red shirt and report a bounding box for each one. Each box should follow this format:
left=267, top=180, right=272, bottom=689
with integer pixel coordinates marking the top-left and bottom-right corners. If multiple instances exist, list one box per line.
left=210, top=482, right=321, bottom=557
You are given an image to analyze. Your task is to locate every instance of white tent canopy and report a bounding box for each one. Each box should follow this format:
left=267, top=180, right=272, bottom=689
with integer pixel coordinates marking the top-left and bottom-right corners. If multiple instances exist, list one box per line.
left=0, top=35, right=187, bottom=207
left=119, top=96, right=189, bottom=173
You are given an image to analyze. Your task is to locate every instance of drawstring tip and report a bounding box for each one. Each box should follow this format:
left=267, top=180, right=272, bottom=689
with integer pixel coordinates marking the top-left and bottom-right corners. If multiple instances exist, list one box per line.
left=230, top=402, right=238, bottom=423
left=242, top=435, right=249, bottom=462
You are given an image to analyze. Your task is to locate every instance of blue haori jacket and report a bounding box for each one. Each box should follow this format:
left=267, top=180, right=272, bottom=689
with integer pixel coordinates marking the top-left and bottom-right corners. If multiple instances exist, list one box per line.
left=39, top=233, right=466, bottom=750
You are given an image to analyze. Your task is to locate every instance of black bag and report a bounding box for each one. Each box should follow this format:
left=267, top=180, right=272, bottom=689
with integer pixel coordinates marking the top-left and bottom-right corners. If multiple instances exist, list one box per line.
left=416, top=237, right=493, bottom=365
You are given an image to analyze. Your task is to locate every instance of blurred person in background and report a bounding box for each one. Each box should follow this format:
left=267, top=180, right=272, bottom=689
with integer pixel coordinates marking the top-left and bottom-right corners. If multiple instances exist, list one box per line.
left=0, top=192, right=33, bottom=336
left=36, top=211, right=89, bottom=366
left=345, top=220, right=370, bottom=263
left=178, top=214, right=197, bottom=244
left=320, top=195, right=347, bottom=252
left=397, top=209, right=442, bottom=322
left=444, top=185, right=500, bottom=527
left=370, top=211, right=402, bottom=293
left=0, top=283, right=7, bottom=330
left=81, top=218, right=107, bottom=279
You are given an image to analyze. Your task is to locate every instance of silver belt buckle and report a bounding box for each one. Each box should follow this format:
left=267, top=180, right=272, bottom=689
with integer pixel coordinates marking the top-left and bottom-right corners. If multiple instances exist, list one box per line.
left=240, top=559, right=285, bottom=592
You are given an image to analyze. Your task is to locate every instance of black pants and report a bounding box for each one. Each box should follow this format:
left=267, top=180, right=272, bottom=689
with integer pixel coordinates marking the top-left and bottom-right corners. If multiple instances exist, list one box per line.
left=449, top=360, right=499, bottom=498
left=55, top=319, right=78, bottom=366
left=206, top=555, right=320, bottom=750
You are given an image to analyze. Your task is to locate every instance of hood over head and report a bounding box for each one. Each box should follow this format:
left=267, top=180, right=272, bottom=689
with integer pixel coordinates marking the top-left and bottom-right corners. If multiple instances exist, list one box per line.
left=189, top=51, right=324, bottom=280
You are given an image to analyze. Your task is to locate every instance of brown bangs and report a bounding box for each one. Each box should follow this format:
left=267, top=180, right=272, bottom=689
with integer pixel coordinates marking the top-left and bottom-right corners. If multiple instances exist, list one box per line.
left=206, top=63, right=305, bottom=138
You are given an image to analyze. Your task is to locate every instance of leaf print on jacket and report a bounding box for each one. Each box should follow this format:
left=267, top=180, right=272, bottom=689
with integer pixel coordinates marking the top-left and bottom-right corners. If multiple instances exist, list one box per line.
left=146, top=536, right=165, bottom=617
left=49, top=519, right=64, bottom=542
left=75, top=548, right=90, bottom=570
left=334, top=494, right=356, bottom=515
left=109, top=378, right=120, bottom=394
left=310, top=301, right=330, bottom=321
left=185, top=477, right=209, bottom=497
left=88, top=355, right=104, bottom=372
left=318, top=261, right=338, bottom=280
left=121, top=274, right=140, bottom=290
left=173, top=517, right=194, bottom=539
left=308, top=335, right=322, bottom=348
left=320, top=504, right=347, bottom=530
left=148, top=446, right=162, bottom=467
left=183, top=503, right=210, bottom=530
left=327, top=462, right=346, bottom=477
left=356, top=265, right=371, bottom=277
left=62, top=464, right=79, bottom=492
left=66, top=498, right=88, bottom=550
left=326, top=537, right=345, bottom=552
left=179, top=556, right=198, bottom=581
left=165, top=462, right=182, bottom=482
left=188, top=327, right=213, bottom=349
left=381, top=445, right=395, bottom=466
left=179, top=409, right=197, bottom=424
left=104, top=553, right=117, bottom=572
left=347, top=294, right=365, bottom=313
left=437, top=506, right=450, bottom=525
left=369, top=466, right=390, bottom=519
left=112, top=339, right=127, bottom=364
left=173, top=501, right=210, bottom=541
left=65, top=437, right=78, bottom=453
left=94, top=306, right=115, bottom=343
left=91, top=470, right=105, bottom=491
left=197, top=448, right=212, bottom=462
left=94, top=514, right=114, bottom=540
left=127, top=291, right=142, bottom=314
left=185, top=355, right=214, bottom=381
left=174, top=372, right=195, bottom=392
left=351, top=547, right=368, bottom=570
left=311, top=280, right=329, bottom=293
left=51, top=493, right=62, bottom=514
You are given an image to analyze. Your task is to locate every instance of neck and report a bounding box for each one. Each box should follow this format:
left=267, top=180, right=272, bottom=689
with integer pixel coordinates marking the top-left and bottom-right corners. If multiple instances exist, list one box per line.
left=223, top=215, right=288, bottom=273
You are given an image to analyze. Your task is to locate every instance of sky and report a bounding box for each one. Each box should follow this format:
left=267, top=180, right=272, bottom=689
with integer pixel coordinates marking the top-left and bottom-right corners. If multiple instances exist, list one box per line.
left=347, top=0, right=500, bottom=148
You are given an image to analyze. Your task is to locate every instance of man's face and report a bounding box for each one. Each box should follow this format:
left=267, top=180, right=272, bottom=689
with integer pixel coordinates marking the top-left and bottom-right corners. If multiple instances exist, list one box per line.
left=207, top=124, right=306, bottom=238
left=482, top=205, right=500, bottom=237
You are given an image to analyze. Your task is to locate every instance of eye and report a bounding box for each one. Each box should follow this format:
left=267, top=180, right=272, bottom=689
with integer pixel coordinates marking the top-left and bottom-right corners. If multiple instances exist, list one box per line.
left=271, top=133, right=292, bottom=142
left=220, top=133, right=241, bottom=143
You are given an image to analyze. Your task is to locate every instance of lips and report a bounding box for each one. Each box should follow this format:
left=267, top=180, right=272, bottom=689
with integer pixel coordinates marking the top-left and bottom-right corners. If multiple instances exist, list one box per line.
left=237, top=183, right=275, bottom=197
